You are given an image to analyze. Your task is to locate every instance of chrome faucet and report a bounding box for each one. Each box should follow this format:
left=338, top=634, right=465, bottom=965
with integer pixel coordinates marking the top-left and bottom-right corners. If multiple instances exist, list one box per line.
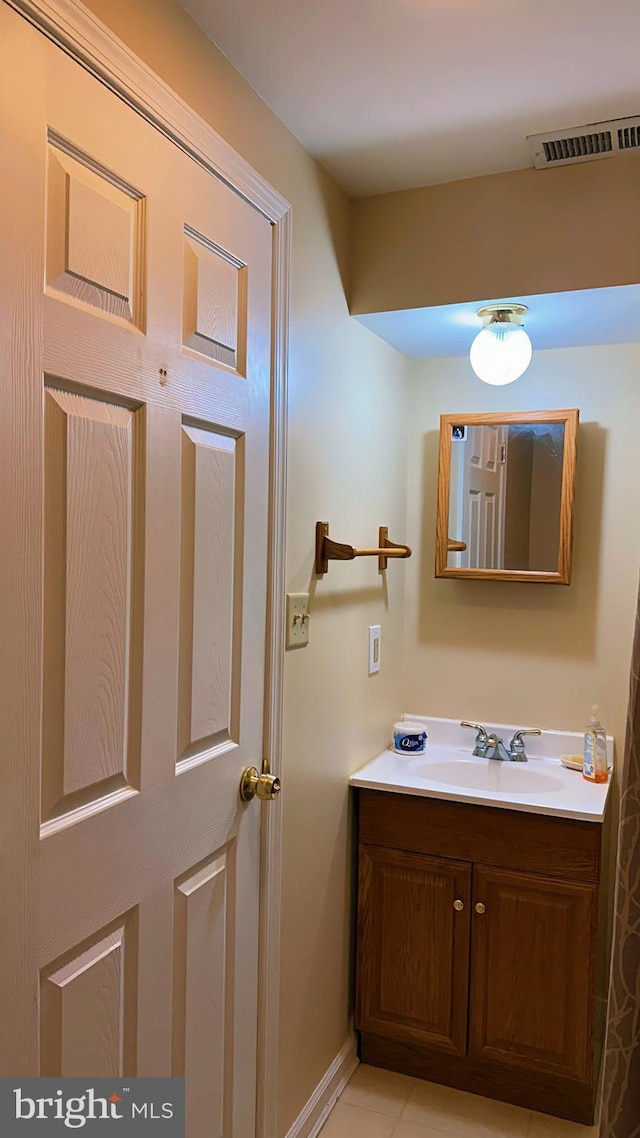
left=461, top=722, right=542, bottom=762
left=485, top=733, right=510, bottom=761
left=461, top=722, right=489, bottom=757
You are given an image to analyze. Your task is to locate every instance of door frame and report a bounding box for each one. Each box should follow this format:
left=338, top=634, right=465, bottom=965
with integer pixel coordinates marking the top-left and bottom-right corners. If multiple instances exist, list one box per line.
left=2, top=3, right=290, bottom=1135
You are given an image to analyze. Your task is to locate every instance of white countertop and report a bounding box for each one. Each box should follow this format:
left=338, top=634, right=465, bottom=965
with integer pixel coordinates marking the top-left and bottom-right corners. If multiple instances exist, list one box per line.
left=349, top=716, right=614, bottom=823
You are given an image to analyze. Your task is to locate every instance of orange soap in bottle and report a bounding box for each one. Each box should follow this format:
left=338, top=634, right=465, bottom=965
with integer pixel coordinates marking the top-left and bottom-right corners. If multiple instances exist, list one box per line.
left=583, top=705, right=608, bottom=784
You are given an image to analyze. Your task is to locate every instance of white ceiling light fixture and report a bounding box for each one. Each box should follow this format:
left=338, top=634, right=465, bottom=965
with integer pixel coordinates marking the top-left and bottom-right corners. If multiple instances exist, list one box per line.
left=470, top=303, right=532, bottom=385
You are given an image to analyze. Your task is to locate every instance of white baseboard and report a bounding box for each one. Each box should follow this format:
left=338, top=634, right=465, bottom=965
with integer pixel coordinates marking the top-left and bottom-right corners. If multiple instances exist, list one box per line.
left=283, top=1035, right=359, bottom=1138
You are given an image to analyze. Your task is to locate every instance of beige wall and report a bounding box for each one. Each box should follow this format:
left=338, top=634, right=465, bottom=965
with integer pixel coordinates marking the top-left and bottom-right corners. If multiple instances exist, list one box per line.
left=350, top=159, right=640, bottom=315
left=404, top=342, right=640, bottom=755
left=79, top=1, right=411, bottom=1133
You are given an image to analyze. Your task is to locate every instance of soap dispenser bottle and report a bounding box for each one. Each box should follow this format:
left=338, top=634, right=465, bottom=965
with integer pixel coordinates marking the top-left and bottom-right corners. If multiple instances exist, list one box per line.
left=583, top=705, right=608, bottom=784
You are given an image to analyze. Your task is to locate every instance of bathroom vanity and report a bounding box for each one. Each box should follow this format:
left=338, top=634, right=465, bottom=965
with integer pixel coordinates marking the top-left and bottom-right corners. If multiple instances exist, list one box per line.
left=351, top=718, right=612, bottom=1125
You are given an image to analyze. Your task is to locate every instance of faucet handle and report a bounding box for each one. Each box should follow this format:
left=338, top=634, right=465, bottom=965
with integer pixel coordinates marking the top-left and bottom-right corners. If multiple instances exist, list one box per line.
left=509, top=728, right=542, bottom=761
left=461, top=721, right=488, bottom=741
left=461, top=722, right=489, bottom=757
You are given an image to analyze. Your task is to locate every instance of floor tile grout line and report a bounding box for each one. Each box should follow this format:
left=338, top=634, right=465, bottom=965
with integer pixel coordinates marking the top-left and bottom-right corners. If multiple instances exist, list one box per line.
left=335, top=1096, right=417, bottom=1121
left=338, top=1081, right=417, bottom=1119
left=335, top=1105, right=414, bottom=1121
left=337, top=1104, right=413, bottom=1120
left=341, top=1078, right=417, bottom=1098
left=391, top=1126, right=469, bottom=1138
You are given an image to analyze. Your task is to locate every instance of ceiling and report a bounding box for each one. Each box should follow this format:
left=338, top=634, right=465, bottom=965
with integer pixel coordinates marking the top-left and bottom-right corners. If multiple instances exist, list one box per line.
left=355, top=286, right=640, bottom=359
left=179, top=0, right=640, bottom=196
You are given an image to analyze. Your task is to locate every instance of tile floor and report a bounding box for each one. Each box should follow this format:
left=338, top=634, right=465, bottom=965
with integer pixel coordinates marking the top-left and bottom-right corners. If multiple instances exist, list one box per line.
left=319, top=1065, right=599, bottom=1138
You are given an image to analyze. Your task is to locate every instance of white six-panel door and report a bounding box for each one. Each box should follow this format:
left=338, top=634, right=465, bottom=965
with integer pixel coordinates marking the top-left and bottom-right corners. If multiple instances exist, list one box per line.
left=0, top=8, right=273, bottom=1136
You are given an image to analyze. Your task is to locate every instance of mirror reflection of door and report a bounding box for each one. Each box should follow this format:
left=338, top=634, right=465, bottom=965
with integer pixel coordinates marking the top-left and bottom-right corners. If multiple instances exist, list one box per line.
left=447, top=422, right=565, bottom=573
left=449, top=425, right=507, bottom=569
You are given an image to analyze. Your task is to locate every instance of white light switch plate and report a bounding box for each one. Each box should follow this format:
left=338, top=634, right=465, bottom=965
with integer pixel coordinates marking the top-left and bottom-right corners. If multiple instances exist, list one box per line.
left=368, top=625, right=381, bottom=674
left=286, top=592, right=310, bottom=648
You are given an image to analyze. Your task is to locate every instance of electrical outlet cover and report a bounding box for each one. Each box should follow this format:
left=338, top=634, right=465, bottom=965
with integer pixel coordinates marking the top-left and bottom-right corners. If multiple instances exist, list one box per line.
left=368, top=625, right=381, bottom=674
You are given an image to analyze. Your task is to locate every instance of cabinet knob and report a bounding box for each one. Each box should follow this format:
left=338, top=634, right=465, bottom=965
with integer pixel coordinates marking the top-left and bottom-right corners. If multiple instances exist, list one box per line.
left=475, top=902, right=486, bottom=915
left=453, top=899, right=464, bottom=912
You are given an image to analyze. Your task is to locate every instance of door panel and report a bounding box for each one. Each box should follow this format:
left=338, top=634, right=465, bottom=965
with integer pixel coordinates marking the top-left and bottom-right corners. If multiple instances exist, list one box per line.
left=357, top=845, right=472, bottom=1055
left=42, top=386, right=141, bottom=823
left=178, top=425, right=239, bottom=761
left=173, top=853, right=230, bottom=1138
left=40, top=917, right=137, bottom=1078
left=469, top=865, right=597, bottom=1082
left=183, top=226, right=246, bottom=371
left=1, top=8, right=273, bottom=1135
left=46, top=133, right=146, bottom=328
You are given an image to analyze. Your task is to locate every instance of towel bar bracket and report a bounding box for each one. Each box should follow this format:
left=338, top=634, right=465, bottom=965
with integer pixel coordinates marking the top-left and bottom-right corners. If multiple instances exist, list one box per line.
left=315, top=521, right=412, bottom=576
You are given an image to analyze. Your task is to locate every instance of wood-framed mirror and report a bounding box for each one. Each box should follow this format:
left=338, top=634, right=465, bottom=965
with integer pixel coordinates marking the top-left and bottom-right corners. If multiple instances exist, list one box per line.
left=435, top=409, right=579, bottom=584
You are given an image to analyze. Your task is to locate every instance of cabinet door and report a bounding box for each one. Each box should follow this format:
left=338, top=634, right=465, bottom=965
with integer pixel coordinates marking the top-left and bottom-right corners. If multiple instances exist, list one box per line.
left=469, top=865, right=597, bottom=1081
left=357, top=845, right=472, bottom=1055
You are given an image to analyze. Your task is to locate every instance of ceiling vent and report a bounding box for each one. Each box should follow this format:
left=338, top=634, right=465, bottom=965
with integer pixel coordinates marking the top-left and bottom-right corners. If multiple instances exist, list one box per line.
left=528, top=116, right=640, bottom=170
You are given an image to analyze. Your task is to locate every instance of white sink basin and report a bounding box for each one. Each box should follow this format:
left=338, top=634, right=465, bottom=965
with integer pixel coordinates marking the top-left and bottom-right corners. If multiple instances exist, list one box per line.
left=349, top=717, right=613, bottom=821
left=409, top=758, right=565, bottom=795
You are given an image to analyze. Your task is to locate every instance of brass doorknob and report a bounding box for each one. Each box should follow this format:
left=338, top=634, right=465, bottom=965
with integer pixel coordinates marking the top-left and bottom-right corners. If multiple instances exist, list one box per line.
left=453, top=899, right=464, bottom=912
left=240, top=767, right=281, bottom=803
left=475, top=902, right=486, bottom=915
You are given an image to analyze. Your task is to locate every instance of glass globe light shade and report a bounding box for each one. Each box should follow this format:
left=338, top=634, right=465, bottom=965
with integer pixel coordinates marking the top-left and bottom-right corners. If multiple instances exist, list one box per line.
left=469, top=322, right=533, bottom=386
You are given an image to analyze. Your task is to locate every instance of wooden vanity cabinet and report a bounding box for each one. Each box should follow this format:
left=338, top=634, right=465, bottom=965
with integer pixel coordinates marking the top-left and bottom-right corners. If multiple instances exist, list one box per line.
left=469, top=865, right=597, bottom=1084
left=355, top=789, right=603, bottom=1125
left=358, top=846, right=472, bottom=1056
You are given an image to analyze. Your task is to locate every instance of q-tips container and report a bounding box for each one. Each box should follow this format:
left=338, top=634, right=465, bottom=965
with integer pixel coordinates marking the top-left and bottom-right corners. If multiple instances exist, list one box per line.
left=392, top=721, right=427, bottom=756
